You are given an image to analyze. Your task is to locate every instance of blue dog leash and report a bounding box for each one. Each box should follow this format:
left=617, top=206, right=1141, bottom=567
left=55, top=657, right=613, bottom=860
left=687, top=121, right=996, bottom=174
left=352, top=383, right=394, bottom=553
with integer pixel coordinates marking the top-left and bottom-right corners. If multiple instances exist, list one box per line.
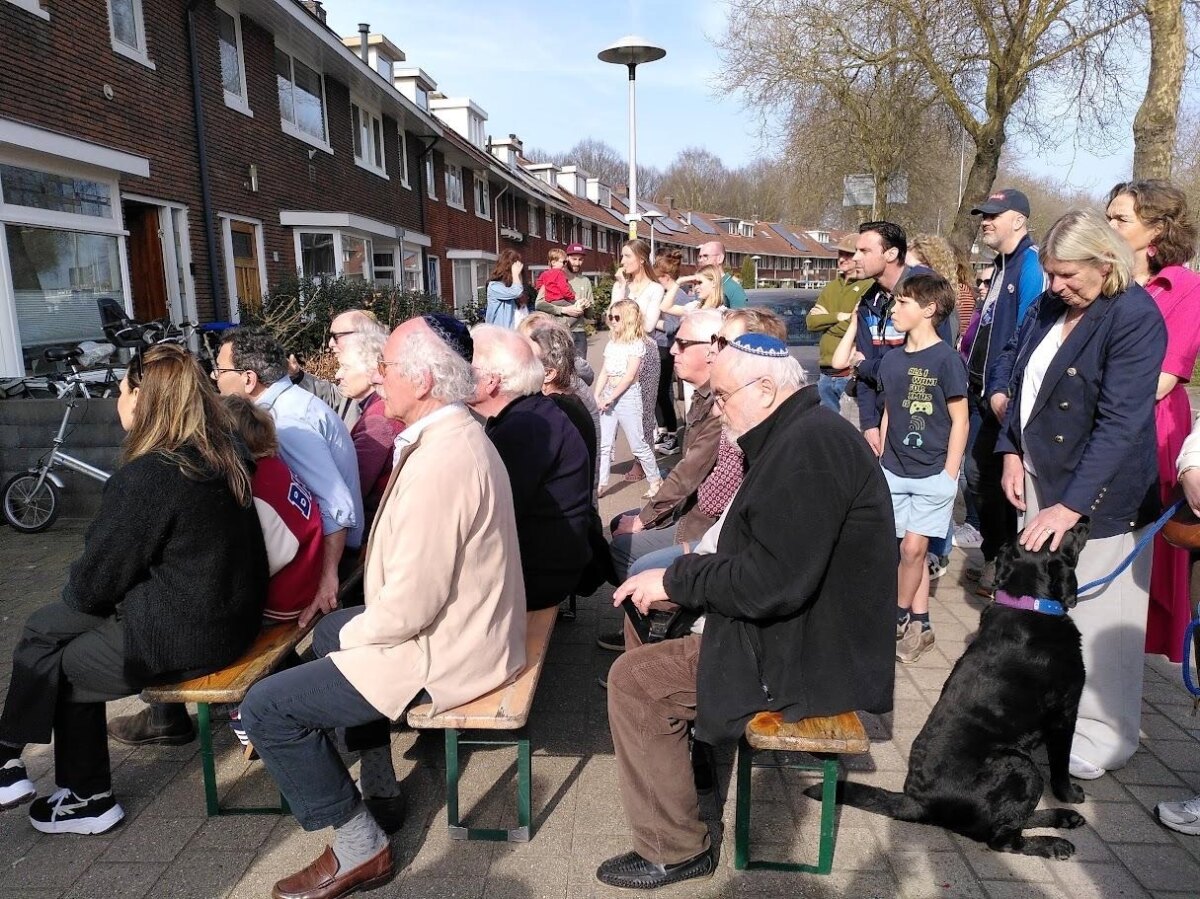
left=1075, top=497, right=1184, bottom=597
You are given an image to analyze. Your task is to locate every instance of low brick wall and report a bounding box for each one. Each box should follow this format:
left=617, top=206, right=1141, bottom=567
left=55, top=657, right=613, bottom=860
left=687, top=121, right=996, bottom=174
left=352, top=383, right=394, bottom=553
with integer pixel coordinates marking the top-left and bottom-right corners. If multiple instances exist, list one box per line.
left=0, top=397, right=123, bottom=523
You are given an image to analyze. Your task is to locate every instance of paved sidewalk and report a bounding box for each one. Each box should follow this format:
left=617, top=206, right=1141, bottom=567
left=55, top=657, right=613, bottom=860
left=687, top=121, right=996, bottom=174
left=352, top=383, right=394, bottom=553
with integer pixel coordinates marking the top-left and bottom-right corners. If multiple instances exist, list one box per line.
left=3, top=498, right=1200, bottom=898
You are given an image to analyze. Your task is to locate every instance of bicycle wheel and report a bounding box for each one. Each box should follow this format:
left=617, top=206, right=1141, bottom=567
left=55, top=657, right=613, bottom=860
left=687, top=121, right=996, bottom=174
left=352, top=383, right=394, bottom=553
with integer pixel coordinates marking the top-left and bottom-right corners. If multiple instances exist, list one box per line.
left=3, top=473, right=59, bottom=533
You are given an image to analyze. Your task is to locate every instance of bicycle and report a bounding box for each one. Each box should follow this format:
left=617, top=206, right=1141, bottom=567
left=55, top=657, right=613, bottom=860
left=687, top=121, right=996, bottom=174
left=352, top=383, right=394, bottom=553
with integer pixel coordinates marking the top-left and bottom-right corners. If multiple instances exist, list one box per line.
left=2, top=345, right=113, bottom=533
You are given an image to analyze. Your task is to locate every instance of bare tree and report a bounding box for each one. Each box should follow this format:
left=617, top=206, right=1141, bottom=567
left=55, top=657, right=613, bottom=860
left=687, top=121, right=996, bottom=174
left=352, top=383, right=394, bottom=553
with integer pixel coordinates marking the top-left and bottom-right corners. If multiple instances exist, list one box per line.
left=720, top=0, right=1139, bottom=257
left=523, top=138, right=663, bottom=199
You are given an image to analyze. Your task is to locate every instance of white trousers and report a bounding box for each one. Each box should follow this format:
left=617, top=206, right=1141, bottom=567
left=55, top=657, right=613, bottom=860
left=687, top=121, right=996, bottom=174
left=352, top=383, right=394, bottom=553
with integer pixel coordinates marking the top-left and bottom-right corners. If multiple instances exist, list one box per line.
left=599, top=384, right=659, bottom=486
left=1026, top=474, right=1151, bottom=770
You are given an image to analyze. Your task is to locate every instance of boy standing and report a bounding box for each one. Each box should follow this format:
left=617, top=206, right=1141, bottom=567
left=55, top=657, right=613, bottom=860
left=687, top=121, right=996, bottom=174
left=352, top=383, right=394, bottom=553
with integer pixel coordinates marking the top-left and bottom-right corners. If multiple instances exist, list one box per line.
left=535, top=249, right=576, bottom=304
left=878, top=273, right=968, bottom=663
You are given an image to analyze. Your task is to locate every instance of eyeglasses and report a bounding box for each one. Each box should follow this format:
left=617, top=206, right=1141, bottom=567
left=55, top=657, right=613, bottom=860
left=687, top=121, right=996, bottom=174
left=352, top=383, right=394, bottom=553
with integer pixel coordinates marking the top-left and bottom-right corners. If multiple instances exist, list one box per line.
left=209, top=365, right=245, bottom=379
left=376, top=356, right=404, bottom=375
left=329, top=330, right=359, bottom=343
left=672, top=336, right=709, bottom=351
left=714, top=378, right=763, bottom=407
left=709, top=334, right=730, bottom=352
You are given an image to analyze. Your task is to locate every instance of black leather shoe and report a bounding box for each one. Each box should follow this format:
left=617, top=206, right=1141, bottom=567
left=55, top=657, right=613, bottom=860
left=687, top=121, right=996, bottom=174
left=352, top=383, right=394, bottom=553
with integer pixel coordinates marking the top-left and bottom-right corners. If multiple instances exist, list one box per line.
left=596, top=848, right=714, bottom=889
left=363, top=792, right=406, bottom=835
left=107, top=705, right=196, bottom=746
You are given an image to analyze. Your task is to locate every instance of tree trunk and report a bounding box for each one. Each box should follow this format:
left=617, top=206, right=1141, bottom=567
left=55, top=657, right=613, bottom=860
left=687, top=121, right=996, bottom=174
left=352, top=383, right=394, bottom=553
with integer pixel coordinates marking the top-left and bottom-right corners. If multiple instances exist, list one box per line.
left=1132, top=0, right=1186, bottom=180
left=948, top=124, right=1006, bottom=261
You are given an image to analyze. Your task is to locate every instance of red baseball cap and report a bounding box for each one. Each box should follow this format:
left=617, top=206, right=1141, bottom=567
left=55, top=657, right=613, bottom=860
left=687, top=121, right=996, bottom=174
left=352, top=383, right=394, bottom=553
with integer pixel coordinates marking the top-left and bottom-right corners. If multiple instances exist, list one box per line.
left=565, top=243, right=586, bottom=256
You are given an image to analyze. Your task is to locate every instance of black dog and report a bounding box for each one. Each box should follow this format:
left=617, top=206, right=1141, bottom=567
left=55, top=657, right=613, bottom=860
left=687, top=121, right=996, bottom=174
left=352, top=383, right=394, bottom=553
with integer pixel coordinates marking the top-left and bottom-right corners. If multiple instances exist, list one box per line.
left=814, top=522, right=1091, bottom=858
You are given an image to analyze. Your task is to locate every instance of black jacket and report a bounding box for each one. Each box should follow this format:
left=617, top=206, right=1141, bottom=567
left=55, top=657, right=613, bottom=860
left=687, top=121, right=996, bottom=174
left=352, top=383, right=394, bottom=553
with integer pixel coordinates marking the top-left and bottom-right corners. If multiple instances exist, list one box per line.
left=666, top=387, right=898, bottom=744
left=62, top=449, right=268, bottom=682
left=486, top=393, right=593, bottom=610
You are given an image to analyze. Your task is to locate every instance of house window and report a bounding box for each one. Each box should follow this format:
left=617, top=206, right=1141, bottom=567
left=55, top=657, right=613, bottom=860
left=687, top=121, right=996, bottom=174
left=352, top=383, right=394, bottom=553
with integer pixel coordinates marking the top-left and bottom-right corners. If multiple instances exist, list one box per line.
left=451, top=258, right=493, bottom=315
left=350, top=100, right=386, bottom=177
left=342, top=234, right=370, bottom=281
left=216, top=4, right=250, bottom=115
left=444, top=164, right=464, bottom=208
left=6, top=0, right=49, bottom=21
left=424, top=156, right=437, bottom=199
left=298, top=232, right=336, bottom=278
left=0, top=161, right=128, bottom=370
left=473, top=172, right=490, bottom=220
left=527, top=203, right=539, bottom=237
left=545, top=211, right=557, bottom=242
left=571, top=219, right=582, bottom=244
left=276, top=47, right=328, bottom=149
left=426, top=255, right=441, bottom=297
left=468, top=115, right=486, bottom=148
left=582, top=224, right=593, bottom=250
left=397, top=129, right=410, bottom=188
left=375, top=53, right=392, bottom=79
left=373, top=249, right=396, bottom=284
left=107, top=0, right=153, bottom=68
left=402, top=243, right=423, bottom=291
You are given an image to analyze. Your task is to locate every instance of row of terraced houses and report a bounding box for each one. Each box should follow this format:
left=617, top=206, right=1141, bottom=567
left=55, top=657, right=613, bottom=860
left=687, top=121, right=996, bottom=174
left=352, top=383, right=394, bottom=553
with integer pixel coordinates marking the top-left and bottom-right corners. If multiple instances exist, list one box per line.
left=0, top=0, right=842, bottom=376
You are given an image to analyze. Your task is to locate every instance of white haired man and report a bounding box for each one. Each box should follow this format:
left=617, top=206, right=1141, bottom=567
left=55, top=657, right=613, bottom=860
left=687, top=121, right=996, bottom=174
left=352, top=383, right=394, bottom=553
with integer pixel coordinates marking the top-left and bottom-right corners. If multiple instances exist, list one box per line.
left=596, top=333, right=896, bottom=890
left=241, top=314, right=527, bottom=899
left=469, top=324, right=594, bottom=610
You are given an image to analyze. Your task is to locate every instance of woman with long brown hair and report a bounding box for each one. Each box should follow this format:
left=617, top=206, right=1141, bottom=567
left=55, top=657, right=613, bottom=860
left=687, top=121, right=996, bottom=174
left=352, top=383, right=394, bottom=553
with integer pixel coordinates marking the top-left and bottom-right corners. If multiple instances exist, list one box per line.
left=611, top=238, right=664, bottom=478
left=0, top=344, right=267, bottom=835
left=484, top=248, right=526, bottom=328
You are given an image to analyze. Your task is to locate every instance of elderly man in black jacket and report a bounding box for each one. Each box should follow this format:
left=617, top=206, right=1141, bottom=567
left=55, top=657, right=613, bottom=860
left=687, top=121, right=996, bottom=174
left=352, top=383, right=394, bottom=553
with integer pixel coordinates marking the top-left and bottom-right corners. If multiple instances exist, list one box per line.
left=596, top=333, right=898, bottom=890
left=469, top=324, right=593, bottom=610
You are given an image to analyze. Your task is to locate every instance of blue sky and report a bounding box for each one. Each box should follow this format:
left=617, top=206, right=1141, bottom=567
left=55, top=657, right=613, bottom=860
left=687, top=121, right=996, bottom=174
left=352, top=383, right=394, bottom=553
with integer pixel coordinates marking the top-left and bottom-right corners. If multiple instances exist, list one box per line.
left=326, top=0, right=1137, bottom=198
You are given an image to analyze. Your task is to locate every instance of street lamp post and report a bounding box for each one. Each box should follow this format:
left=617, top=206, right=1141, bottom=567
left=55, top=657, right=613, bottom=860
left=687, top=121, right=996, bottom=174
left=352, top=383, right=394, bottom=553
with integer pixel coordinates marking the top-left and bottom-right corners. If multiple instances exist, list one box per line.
left=751, top=255, right=761, bottom=289
left=642, top=209, right=664, bottom=259
left=598, top=36, right=666, bottom=242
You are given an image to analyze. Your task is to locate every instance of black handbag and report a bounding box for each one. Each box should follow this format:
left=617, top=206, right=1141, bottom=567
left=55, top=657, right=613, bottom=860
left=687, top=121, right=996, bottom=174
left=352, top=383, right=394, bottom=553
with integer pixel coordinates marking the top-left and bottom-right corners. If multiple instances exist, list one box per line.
left=621, top=599, right=701, bottom=643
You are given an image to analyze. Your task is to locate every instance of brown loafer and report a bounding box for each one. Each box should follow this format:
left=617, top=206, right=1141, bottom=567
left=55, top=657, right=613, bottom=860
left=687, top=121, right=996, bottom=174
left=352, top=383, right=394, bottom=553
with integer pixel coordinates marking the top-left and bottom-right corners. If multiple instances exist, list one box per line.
left=272, top=845, right=393, bottom=899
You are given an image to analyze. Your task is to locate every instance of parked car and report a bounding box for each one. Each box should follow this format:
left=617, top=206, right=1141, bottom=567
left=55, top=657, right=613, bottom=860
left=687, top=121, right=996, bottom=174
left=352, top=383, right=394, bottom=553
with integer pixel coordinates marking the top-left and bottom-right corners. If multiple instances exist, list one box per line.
left=743, top=288, right=821, bottom=376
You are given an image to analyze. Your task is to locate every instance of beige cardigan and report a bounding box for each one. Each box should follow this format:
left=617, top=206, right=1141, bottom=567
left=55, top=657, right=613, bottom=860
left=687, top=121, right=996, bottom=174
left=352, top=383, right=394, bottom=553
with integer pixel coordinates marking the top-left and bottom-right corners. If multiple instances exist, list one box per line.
left=330, top=406, right=527, bottom=719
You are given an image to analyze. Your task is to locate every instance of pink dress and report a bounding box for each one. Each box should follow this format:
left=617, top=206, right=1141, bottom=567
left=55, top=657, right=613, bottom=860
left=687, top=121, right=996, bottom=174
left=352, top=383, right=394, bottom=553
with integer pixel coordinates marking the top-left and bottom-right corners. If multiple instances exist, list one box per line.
left=1145, top=265, right=1200, bottom=661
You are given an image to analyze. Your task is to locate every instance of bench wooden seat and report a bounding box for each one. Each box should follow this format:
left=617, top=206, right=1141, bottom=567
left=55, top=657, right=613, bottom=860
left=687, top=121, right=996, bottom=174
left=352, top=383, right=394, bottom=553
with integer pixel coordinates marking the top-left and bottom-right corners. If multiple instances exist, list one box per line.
left=405, top=606, right=557, bottom=842
left=734, top=710, right=870, bottom=874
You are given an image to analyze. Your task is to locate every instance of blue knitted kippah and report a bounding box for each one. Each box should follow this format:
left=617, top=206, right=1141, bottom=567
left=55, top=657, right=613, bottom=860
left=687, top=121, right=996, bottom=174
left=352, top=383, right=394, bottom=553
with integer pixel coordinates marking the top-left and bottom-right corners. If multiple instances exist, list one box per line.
left=730, top=333, right=789, bottom=358
left=422, top=313, right=474, bottom=362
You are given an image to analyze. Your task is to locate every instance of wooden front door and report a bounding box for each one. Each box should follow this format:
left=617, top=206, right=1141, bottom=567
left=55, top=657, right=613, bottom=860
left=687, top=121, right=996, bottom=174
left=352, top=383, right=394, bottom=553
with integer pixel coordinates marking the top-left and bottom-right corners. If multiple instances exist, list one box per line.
left=229, top=221, right=262, bottom=314
left=124, top=202, right=168, bottom=321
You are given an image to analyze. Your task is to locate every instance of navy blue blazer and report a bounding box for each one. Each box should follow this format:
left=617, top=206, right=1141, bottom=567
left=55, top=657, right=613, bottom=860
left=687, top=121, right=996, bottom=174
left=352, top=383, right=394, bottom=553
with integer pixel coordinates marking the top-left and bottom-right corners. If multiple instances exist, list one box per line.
left=990, top=283, right=1165, bottom=539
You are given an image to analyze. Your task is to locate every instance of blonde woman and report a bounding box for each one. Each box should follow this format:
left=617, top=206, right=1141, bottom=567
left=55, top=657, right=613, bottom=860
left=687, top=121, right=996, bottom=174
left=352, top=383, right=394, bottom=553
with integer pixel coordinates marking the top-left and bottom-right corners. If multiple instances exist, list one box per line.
left=0, top=345, right=267, bottom=834
left=595, top=299, right=662, bottom=496
left=675, top=264, right=727, bottom=311
left=906, top=234, right=968, bottom=339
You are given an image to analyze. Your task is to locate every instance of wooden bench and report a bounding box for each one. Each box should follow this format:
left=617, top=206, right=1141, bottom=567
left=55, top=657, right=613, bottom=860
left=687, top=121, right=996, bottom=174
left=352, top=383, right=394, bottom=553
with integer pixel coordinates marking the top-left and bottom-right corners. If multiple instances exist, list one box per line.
left=406, top=606, right=557, bottom=843
left=141, top=617, right=316, bottom=817
left=733, top=710, right=869, bottom=874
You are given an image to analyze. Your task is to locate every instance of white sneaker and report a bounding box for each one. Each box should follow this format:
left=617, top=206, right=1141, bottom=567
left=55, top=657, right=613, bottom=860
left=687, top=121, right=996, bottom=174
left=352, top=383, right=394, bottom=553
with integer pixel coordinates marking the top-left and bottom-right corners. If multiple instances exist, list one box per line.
left=954, top=523, right=983, bottom=548
left=0, top=758, right=35, bottom=809
left=1069, top=753, right=1106, bottom=780
left=927, top=552, right=949, bottom=581
left=643, top=480, right=663, bottom=499
left=1157, top=795, right=1200, bottom=834
left=28, top=787, right=125, bottom=834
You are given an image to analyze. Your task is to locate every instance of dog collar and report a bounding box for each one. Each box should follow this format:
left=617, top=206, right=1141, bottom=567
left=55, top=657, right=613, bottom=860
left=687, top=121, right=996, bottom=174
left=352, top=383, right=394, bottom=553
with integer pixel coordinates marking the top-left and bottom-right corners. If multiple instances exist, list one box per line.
left=994, top=590, right=1066, bottom=616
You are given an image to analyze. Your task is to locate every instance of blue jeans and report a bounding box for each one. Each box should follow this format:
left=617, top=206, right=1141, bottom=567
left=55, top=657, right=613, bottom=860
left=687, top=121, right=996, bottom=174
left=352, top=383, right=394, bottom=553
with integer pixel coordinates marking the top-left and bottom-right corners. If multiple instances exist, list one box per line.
left=240, top=607, right=390, bottom=831
left=817, top=373, right=851, bottom=412
left=630, top=544, right=687, bottom=577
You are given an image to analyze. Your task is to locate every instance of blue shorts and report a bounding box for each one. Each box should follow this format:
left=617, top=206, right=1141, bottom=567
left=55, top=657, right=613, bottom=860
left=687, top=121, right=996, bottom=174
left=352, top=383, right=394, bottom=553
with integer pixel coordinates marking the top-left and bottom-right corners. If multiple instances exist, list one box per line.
left=883, top=468, right=957, bottom=539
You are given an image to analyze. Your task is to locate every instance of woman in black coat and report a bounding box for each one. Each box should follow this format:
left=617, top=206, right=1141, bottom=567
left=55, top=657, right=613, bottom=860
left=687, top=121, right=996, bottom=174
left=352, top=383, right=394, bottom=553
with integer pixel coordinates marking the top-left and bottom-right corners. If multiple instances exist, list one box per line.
left=0, top=344, right=267, bottom=834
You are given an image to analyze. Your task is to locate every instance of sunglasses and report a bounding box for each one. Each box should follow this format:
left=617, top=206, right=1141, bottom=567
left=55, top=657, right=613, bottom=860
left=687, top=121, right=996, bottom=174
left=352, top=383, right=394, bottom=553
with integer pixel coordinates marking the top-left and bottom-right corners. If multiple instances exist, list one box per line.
left=609, top=314, right=622, bottom=323
left=329, top=329, right=359, bottom=342
left=672, top=337, right=709, bottom=351
left=976, top=278, right=991, bottom=287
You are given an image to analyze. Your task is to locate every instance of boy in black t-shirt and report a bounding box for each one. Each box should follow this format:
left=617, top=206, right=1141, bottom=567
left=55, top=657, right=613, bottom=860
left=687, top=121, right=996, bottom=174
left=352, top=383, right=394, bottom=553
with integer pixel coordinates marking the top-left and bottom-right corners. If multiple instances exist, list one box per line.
left=878, top=273, right=969, bottom=663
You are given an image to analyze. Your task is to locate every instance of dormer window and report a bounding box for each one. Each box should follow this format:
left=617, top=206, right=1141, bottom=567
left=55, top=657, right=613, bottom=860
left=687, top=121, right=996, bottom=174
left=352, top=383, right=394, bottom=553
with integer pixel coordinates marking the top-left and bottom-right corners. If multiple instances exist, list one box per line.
left=375, top=53, right=392, bottom=79
left=738, top=222, right=754, bottom=238
left=468, top=115, right=485, bottom=148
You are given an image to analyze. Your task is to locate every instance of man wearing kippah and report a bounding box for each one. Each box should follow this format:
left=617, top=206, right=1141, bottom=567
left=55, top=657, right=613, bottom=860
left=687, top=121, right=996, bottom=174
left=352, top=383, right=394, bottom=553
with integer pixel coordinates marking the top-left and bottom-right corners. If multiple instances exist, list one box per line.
left=596, top=334, right=897, bottom=890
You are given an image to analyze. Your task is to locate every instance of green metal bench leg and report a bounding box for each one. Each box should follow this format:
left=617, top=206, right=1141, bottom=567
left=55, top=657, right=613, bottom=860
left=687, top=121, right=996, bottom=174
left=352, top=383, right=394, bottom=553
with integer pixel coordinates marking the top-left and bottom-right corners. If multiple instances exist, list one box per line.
left=445, top=728, right=463, bottom=836
left=197, top=702, right=220, bottom=817
left=442, top=729, right=532, bottom=842
left=815, top=757, right=839, bottom=875
left=734, top=738, right=753, bottom=870
left=513, top=737, right=531, bottom=842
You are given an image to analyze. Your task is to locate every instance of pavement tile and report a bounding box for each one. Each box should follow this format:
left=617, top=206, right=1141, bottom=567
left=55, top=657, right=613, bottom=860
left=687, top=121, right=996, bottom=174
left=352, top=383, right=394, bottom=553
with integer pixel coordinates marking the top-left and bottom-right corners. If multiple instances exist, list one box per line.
left=99, top=814, right=202, bottom=863
left=4, top=834, right=108, bottom=892
left=982, top=882, right=1072, bottom=899
left=1079, top=800, right=1176, bottom=844
left=143, top=848, right=254, bottom=899
left=1107, top=842, right=1200, bottom=892
left=1112, top=754, right=1187, bottom=788
left=891, top=848, right=987, bottom=898
left=61, top=861, right=166, bottom=899
left=484, top=852, right=571, bottom=899
left=963, top=843, right=1056, bottom=881
left=1050, top=861, right=1153, bottom=897
left=1139, top=738, right=1200, bottom=773
left=397, top=875, right=486, bottom=898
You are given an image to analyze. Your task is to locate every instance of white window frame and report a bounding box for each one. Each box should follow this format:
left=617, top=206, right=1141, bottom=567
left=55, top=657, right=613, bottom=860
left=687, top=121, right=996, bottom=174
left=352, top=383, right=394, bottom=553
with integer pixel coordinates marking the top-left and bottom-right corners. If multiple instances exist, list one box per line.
left=0, top=151, right=133, bottom=375
left=424, top=155, right=437, bottom=200
left=545, top=210, right=557, bottom=242
left=397, top=128, right=410, bottom=189
left=425, top=254, right=441, bottom=297
left=372, top=245, right=398, bottom=284
left=473, top=171, right=491, bottom=221
left=4, top=0, right=49, bottom=20
left=276, top=43, right=331, bottom=154
left=218, top=213, right=267, bottom=323
left=350, top=97, right=387, bottom=179
left=527, top=202, right=539, bottom=238
left=216, top=2, right=252, bottom=117
left=444, top=163, right=465, bottom=210
left=582, top=223, right=593, bottom=250
left=291, top=228, right=375, bottom=281
left=106, top=0, right=155, bottom=70
left=448, top=250, right=497, bottom=316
